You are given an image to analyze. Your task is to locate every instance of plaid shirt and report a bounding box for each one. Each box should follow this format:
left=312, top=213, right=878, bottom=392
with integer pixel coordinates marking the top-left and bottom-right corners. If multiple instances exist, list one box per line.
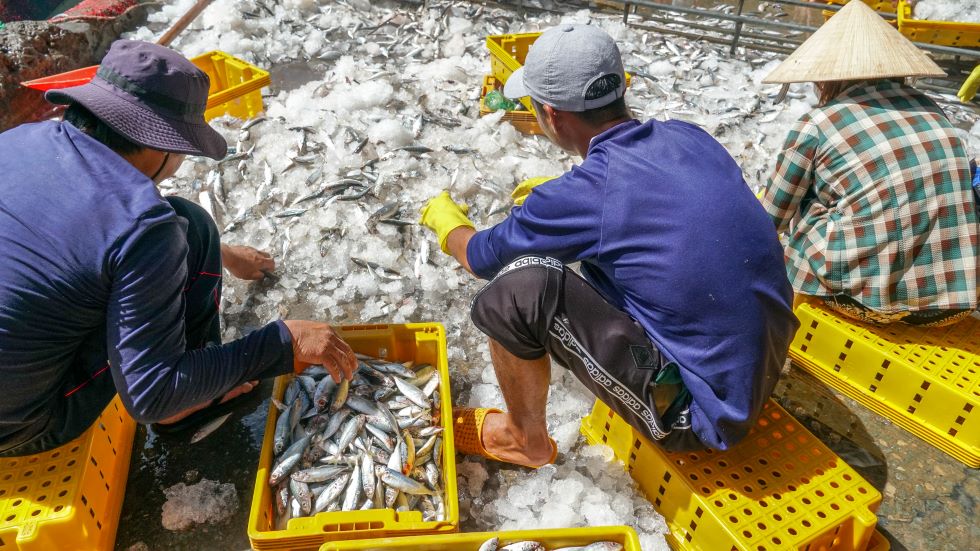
left=763, top=80, right=979, bottom=312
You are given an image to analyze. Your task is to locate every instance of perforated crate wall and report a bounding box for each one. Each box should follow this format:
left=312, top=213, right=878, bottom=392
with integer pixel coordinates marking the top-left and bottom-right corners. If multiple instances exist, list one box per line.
left=790, top=300, right=980, bottom=467
left=896, top=0, right=980, bottom=48
left=582, top=399, right=883, bottom=550
left=0, top=396, right=136, bottom=550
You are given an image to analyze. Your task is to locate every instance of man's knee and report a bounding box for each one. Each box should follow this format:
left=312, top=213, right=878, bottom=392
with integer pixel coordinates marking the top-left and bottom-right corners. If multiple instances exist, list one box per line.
left=166, top=196, right=219, bottom=239
left=470, top=257, right=563, bottom=358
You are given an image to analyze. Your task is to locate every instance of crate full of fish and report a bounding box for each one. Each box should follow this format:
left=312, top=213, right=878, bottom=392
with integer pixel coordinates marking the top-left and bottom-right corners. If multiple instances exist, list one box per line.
left=319, top=526, right=642, bottom=551
left=247, top=323, right=458, bottom=551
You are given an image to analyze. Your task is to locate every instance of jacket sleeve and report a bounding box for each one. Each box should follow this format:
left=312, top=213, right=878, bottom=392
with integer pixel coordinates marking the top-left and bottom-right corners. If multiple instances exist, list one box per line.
left=762, top=117, right=820, bottom=234
left=104, top=214, right=292, bottom=424
left=466, top=151, right=607, bottom=279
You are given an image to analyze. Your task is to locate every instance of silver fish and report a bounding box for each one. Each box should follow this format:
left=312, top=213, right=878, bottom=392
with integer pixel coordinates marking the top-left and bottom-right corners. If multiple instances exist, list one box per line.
left=314, top=472, right=350, bottom=513
left=313, top=377, right=337, bottom=411
left=478, top=536, right=499, bottom=551
left=346, top=395, right=380, bottom=416
left=270, top=435, right=311, bottom=485
left=190, top=412, right=232, bottom=444
left=289, top=478, right=313, bottom=516
left=342, top=461, right=362, bottom=511
left=336, top=415, right=366, bottom=453
left=360, top=453, right=376, bottom=500
left=321, top=408, right=351, bottom=441
left=393, top=377, right=428, bottom=408
left=379, top=468, right=434, bottom=495
left=291, top=464, right=348, bottom=484
left=500, top=543, right=544, bottom=551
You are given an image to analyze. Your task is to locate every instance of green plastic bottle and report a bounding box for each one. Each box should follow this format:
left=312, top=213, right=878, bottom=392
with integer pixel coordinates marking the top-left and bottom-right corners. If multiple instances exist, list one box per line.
left=485, top=89, right=516, bottom=112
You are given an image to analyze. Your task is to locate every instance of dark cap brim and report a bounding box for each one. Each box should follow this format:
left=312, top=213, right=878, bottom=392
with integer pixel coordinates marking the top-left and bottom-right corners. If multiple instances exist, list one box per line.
left=46, top=80, right=227, bottom=160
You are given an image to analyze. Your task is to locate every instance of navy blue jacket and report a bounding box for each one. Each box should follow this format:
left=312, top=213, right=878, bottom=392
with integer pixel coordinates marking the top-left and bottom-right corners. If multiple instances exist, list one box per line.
left=468, top=119, right=798, bottom=449
left=0, top=121, right=292, bottom=448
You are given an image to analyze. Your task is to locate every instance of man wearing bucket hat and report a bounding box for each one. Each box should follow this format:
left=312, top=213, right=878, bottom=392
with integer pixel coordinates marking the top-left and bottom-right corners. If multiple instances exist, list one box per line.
left=0, top=40, right=356, bottom=456
left=420, top=24, right=798, bottom=466
left=761, top=1, right=979, bottom=326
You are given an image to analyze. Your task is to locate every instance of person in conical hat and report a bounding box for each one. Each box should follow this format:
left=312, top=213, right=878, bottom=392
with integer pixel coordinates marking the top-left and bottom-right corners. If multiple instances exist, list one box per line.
left=760, top=1, right=979, bottom=326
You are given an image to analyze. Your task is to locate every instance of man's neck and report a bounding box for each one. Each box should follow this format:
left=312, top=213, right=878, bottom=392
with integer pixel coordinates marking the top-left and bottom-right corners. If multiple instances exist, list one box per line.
left=577, top=116, right=634, bottom=157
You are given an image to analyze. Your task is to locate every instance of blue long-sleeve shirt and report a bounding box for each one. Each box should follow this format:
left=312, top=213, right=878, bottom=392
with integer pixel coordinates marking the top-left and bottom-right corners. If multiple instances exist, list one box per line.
left=468, top=119, right=798, bottom=449
left=0, top=121, right=292, bottom=447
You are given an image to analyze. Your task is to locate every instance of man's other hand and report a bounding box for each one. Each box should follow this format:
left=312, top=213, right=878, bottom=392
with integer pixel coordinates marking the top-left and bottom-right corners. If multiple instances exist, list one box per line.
left=512, top=176, right=557, bottom=206
left=222, top=244, right=275, bottom=280
left=283, top=320, right=357, bottom=382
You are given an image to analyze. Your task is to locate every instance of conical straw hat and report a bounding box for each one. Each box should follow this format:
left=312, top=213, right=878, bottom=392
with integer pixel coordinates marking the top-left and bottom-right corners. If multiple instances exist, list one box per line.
left=763, top=1, right=945, bottom=84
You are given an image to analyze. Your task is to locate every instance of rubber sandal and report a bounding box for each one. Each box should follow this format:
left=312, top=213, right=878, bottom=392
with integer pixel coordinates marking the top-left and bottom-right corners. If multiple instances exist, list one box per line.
left=150, top=392, right=249, bottom=435
left=452, top=407, right=558, bottom=469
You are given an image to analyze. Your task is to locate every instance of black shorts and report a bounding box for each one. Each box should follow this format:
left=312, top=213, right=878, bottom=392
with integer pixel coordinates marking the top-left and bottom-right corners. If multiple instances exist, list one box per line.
left=470, top=256, right=704, bottom=452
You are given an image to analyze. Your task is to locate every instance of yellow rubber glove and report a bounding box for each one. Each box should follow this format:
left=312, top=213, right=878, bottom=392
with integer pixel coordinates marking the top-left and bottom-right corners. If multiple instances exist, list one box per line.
left=419, top=191, right=475, bottom=253
left=511, top=176, right=558, bottom=206
left=958, top=65, right=980, bottom=103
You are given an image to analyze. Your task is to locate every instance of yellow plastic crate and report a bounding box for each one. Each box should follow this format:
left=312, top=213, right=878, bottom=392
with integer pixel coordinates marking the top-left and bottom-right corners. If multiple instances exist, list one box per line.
left=789, top=299, right=980, bottom=468
left=822, top=1, right=898, bottom=25
left=486, top=33, right=631, bottom=114
left=581, top=399, right=882, bottom=551
left=318, top=526, right=642, bottom=551
left=247, top=323, right=459, bottom=551
left=479, top=74, right=543, bottom=135
left=897, top=0, right=980, bottom=48
left=0, top=395, right=136, bottom=551
left=190, top=50, right=271, bottom=122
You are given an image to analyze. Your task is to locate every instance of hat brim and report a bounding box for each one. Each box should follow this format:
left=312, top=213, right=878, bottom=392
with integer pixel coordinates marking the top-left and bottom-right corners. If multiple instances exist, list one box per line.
left=46, top=80, right=227, bottom=160
left=503, top=67, right=530, bottom=100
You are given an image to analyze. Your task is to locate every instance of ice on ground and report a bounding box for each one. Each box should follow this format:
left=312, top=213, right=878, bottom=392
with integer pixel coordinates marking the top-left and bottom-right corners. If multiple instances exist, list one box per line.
left=161, top=479, right=238, bottom=531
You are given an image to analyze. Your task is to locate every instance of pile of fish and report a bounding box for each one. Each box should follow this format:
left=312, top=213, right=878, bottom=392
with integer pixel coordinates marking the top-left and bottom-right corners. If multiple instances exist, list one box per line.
left=478, top=539, right=622, bottom=551
left=268, top=354, right=446, bottom=527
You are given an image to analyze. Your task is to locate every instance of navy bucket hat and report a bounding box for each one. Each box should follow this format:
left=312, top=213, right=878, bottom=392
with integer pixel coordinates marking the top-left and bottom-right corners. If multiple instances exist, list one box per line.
left=45, top=40, right=227, bottom=160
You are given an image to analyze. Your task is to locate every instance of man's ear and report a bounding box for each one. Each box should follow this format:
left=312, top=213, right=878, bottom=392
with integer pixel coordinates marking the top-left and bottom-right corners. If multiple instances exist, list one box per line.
left=541, top=103, right=560, bottom=131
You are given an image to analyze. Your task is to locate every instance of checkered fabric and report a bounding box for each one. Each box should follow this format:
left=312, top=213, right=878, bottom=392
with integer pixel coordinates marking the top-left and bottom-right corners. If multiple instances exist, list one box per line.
left=762, top=80, right=979, bottom=312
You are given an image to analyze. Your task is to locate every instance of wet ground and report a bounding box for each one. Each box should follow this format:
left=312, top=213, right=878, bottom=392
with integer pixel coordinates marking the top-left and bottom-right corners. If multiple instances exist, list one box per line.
left=112, top=357, right=979, bottom=550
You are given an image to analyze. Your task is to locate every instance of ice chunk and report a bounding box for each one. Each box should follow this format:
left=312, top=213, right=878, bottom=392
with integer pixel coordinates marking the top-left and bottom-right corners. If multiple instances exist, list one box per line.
left=161, top=479, right=238, bottom=531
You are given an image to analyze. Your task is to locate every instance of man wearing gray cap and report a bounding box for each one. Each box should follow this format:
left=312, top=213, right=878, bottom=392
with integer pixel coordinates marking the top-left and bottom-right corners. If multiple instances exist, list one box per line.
left=421, top=24, right=797, bottom=466
left=0, top=40, right=355, bottom=456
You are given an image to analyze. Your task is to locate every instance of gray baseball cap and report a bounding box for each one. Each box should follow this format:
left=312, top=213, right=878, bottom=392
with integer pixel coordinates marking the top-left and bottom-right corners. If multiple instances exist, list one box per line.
left=503, top=24, right=626, bottom=112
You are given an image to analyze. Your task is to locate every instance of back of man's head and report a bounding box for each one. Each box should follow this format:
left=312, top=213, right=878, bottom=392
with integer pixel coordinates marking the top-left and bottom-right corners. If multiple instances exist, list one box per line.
left=504, top=24, right=629, bottom=125
left=63, top=103, right=144, bottom=155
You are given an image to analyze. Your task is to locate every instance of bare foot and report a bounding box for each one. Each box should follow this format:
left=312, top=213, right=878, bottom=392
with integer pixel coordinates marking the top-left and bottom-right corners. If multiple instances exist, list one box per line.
left=480, top=411, right=555, bottom=467
left=157, top=380, right=257, bottom=425
left=221, top=244, right=275, bottom=280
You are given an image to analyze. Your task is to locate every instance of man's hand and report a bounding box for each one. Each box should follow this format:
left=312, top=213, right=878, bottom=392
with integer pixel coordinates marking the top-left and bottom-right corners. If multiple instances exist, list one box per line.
left=419, top=191, right=475, bottom=253
left=283, top=320, right=357, bottom=382
left=511, top=176, right=557, bottom=206
left=222, top=244, right=275, bottom=280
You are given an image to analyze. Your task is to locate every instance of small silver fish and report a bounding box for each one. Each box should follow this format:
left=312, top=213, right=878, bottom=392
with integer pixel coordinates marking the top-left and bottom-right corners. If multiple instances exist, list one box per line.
left=478, top=536, right=499, bottom=551
left=379, top=467, right=434, bottom=495
left=190, top=412, right=233, bottom=444
left=500, top=542, right=544, bottom=551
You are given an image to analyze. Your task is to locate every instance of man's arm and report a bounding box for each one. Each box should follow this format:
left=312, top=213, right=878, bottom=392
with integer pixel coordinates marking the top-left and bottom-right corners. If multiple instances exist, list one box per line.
left=445, top=226, right=476, bottom=275
left=105, top=218, right=354, bottom=424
